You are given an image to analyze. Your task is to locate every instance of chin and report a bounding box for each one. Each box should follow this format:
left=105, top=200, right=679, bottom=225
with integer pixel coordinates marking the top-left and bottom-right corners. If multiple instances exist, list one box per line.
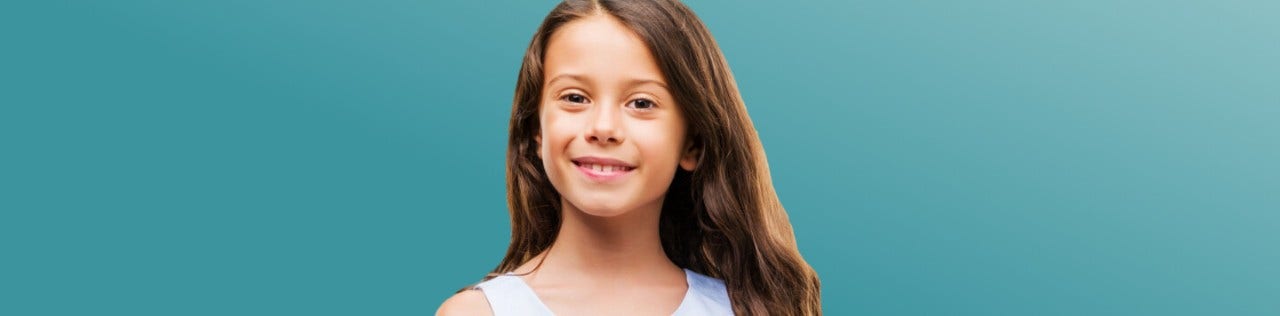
left=567, top=198, right=633, bottom=218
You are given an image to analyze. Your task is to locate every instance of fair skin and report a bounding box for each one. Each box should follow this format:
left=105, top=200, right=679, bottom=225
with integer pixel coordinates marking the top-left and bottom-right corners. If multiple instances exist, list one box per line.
left=437, top=13, right=698, bottom=316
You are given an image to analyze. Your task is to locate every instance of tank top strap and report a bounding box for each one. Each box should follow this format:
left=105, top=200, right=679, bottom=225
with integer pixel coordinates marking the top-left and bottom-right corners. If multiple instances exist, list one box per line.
left=673, top=269, right=734, bottom=315
left=472, top=274, right=555, bottom=316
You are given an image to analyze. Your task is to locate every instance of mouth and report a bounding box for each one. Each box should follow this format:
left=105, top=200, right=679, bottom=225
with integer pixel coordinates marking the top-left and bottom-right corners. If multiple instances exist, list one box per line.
left=571, top=156, right=636, bottom=181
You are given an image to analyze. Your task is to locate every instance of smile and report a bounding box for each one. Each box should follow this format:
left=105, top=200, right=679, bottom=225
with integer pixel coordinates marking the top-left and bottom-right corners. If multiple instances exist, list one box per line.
left=571, top=156, right=636, bottom=182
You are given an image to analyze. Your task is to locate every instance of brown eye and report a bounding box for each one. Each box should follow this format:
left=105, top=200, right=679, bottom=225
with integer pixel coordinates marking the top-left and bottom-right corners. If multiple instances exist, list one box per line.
left=628, top=98, right=656, bottom=110
left=562, top=93, right=588, bottom=104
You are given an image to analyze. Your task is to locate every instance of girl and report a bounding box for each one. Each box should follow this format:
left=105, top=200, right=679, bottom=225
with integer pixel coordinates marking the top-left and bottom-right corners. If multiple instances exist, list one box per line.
left=438, top=0, right=821, bottom=315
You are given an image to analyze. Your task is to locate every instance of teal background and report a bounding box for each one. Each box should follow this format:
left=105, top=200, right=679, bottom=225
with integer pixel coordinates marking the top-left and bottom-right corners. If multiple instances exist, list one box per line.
left=2, top=0, right=1277, bottom=315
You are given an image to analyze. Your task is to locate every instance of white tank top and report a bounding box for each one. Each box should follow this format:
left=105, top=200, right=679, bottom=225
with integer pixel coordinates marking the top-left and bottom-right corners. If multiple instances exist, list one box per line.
left=471, top=268, right=734, bottom=315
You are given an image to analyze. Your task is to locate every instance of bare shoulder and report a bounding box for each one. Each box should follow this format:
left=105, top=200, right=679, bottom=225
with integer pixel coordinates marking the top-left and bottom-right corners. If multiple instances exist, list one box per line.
left=436, top=289, right=492, bottom=316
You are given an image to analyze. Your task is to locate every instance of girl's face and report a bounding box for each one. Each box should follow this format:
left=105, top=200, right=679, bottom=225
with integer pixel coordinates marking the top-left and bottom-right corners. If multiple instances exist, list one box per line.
left=536, top=14, right=697, bottom=217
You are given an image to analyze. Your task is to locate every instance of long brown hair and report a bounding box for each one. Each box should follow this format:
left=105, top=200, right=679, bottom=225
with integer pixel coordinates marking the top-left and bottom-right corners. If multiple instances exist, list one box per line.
left=495, top=0, right=821, bottom=314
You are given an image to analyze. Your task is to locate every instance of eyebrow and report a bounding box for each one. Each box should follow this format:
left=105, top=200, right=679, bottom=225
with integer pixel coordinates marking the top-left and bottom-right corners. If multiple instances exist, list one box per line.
left=546, top=73, right=669, bottom=91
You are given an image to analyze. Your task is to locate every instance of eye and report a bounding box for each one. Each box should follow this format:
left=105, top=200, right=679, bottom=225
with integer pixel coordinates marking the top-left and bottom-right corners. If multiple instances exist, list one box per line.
left=561, top=93, right=589, bottom=104
left=627, top=98, right=657, bottom=110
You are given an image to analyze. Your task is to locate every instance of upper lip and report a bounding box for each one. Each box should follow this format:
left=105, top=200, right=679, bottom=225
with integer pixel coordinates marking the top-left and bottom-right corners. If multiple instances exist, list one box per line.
left=571, top=156, right=636, bottom=168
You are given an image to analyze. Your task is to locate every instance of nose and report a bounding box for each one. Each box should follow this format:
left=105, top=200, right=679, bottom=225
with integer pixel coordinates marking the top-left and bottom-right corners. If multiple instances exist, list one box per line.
left=585, top=104, right=623, bottom=145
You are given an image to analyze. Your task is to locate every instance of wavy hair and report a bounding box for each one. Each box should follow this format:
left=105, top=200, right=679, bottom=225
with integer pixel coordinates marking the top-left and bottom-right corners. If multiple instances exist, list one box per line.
left=492, top=0, right=821, bottom=314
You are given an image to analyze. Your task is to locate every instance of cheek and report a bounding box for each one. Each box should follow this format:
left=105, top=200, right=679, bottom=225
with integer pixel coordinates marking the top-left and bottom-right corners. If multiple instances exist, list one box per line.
left=540, top=115, right=578, bottom=159
left=633, top=120, right=687, bottom=170
left=539, top=111, right=581, bottom=183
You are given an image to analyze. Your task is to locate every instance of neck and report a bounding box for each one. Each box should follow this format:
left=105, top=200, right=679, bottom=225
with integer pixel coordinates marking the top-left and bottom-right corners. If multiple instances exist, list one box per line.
left=536, top=197, right=680, bottom=280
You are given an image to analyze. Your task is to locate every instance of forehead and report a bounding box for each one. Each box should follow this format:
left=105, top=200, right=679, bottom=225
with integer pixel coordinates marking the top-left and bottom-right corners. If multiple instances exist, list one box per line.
left=543, top=14, right=664, bottom=86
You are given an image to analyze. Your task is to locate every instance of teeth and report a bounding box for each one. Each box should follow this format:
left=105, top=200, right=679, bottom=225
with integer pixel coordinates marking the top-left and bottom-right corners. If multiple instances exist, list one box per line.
left=581, top=163, right=630, bottom=173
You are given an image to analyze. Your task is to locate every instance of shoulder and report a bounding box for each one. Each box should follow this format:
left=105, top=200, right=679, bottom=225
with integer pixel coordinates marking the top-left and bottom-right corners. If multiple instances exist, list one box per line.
left=436, top=289, right=493, bottom=316
left=687, top=270, right=726, bottom=288
left=684, top=269, right=733, bottom=312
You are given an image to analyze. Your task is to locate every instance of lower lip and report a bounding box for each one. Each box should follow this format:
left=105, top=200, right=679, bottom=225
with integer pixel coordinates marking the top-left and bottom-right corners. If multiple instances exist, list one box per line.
left=575, top=163, right=634, bottom=182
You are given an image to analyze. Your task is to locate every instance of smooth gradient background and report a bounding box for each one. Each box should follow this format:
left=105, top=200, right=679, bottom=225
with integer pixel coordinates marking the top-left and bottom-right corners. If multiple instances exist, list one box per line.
left=3, top=0, right=1277, bottom=315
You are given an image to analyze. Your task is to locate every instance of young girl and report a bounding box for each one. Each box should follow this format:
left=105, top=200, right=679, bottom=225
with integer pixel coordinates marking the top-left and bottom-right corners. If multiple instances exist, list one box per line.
left=438, top=0, right=821, bottom=315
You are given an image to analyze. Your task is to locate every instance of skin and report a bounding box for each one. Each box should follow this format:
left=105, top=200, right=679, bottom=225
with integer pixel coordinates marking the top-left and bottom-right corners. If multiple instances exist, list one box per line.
left=438, top=13, right=698, bottom=316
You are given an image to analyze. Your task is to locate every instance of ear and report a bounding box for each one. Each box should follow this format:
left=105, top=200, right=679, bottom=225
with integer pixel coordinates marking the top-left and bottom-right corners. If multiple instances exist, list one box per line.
left=534, top=134, right=542, bottom=159
left=679, top=141, right=699, bottom=171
